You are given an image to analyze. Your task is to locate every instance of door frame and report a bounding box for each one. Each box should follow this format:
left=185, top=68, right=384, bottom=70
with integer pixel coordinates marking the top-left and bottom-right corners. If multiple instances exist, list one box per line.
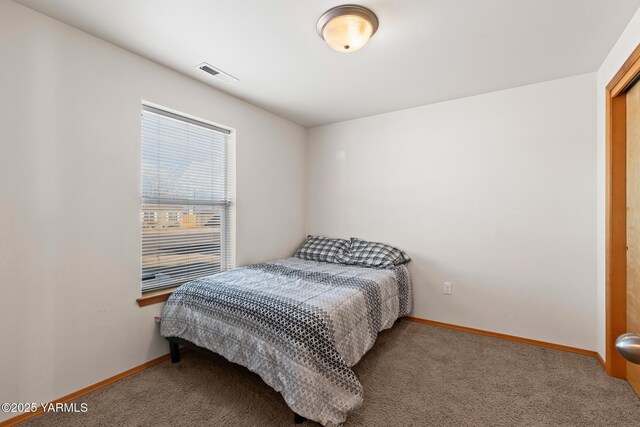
left=606, top=42, right=640, bottom=378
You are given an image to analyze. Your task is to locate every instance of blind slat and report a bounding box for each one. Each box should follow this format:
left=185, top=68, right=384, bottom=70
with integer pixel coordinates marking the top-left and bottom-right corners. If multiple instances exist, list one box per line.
left=141, top=106, right=233, bottom=292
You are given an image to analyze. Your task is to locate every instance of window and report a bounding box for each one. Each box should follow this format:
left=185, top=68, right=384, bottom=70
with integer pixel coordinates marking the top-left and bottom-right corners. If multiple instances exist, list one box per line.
left=141, top=104, right=233, bottom=292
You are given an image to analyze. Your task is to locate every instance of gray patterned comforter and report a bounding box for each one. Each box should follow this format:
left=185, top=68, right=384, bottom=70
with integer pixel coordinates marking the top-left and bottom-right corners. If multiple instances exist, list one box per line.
left=160, top=257, right=412, bottom=426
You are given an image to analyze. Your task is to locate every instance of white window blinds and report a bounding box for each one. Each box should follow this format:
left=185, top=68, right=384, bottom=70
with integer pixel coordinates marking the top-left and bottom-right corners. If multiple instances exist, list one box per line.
left=141, top=105, right=233, bottom=292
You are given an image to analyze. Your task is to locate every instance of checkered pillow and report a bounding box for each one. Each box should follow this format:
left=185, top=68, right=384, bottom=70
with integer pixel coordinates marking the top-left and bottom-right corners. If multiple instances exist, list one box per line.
left=337, top=238, right=411, bottom=268
left=294, top=235, right=350, bottom=263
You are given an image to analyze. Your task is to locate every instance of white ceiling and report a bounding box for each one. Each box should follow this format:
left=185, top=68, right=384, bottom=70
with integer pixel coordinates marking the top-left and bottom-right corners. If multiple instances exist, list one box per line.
left=14, top=0, right=640, bottom=127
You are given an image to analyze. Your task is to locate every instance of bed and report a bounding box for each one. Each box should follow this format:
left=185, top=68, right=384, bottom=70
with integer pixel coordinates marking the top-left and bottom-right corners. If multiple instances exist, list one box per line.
left=160, top=253, right=412, bottom=426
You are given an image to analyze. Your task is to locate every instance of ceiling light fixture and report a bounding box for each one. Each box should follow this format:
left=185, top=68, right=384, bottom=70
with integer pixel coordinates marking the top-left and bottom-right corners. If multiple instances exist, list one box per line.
left=316, top=4, right=378, bottom=53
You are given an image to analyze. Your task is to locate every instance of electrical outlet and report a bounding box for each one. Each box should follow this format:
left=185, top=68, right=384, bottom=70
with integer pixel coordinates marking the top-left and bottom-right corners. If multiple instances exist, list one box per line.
left=443, top=282, right=452, bottom=295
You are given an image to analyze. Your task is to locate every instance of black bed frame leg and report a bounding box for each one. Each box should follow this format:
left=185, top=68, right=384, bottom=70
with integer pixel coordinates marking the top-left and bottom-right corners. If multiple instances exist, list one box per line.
left=294, top=413, right=305, bottom=424
left=169, top=340, right=180, bottom=363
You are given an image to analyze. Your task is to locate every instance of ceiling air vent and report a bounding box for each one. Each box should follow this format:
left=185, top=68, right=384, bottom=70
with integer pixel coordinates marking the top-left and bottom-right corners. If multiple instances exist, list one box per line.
left=196, top=62, right=238, bottom=83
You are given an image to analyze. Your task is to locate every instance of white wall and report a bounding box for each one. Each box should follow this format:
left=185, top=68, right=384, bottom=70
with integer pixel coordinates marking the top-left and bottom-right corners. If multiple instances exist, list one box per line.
left=596, top=7, right=640, bottom=361
left=307, top=73, right=597, bottom=350
left=0, top=1, right=306, bottom=420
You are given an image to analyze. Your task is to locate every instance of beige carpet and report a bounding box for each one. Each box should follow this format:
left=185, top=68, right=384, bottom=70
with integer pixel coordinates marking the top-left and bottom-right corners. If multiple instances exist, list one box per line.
left=23, top=321, right=640, bottom=426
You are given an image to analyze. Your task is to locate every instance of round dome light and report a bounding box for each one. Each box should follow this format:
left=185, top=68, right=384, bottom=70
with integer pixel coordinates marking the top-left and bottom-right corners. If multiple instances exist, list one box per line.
left=317, top=5, right=379, bottom=53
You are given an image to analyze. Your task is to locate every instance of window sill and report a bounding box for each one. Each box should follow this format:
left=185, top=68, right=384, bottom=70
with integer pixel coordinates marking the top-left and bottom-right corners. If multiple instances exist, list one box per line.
left=136, top=287, right=178, bottom=307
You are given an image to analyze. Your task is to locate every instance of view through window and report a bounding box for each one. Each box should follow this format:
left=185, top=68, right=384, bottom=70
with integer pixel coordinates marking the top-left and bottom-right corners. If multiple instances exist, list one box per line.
left=141, top=105, right=232, bottom=292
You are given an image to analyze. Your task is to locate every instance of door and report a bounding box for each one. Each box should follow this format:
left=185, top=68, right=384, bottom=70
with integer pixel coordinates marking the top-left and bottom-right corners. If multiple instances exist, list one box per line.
left=626, top=79, right=640, bottom=396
